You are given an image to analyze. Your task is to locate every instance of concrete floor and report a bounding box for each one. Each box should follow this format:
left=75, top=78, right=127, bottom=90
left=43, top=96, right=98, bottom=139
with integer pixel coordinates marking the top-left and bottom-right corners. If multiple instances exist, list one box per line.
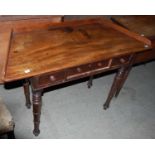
left=0, top=61, right=155, bottom=139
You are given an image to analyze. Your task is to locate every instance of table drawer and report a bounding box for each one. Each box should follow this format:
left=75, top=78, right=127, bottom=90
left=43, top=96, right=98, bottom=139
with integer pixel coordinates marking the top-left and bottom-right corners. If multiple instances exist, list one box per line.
left=38, top=71, right=66, bottom=87
left=111, top=55, right=131, bottom=67
left=33, top=59, right=110, bottom=89
left=67, top=60, right=110, bottom=80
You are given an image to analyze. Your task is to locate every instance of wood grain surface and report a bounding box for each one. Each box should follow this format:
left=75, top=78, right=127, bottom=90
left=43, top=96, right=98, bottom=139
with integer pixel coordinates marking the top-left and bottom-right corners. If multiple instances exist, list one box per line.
left=111, top=16, right=155, bottom=38
left=111, top=16, right=155, bottom=63
left=0, top=30, right=12, bottom=84
left=1, top=18, right=151, bottom=82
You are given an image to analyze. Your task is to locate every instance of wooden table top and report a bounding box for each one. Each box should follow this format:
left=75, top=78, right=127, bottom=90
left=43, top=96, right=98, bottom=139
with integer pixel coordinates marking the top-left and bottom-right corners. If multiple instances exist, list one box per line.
left=111, top=16, right=155, bottom=38
left=0, top=18, right=151, bottom=83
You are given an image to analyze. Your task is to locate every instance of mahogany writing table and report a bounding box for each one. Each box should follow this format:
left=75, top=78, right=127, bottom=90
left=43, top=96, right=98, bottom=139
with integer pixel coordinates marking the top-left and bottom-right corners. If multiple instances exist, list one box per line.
left=0, top=18, right=151, bottom=136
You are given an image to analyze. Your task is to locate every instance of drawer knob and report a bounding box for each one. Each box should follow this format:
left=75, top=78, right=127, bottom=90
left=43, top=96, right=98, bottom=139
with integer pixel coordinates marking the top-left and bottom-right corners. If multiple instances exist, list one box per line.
left=88, top=64, right=92, bottom=68
left=97, top=62, right=102, bottom=67
left=77, top=67, right=82, bottom=72
left=50, top=75, right=56, bottom=81
left=120, top=58, right=126, bottom=63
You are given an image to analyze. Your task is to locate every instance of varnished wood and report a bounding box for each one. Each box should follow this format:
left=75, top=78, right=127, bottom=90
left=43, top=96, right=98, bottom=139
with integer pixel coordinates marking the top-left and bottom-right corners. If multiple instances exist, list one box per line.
left=2, top=18, right=151, bottom=83
left=115, top=55, right=136, bottom=97
left=103, top=55, right=135, bottom=109
left=111, top=16, right=155, bottom=38
left=135, top=50, right=155, bottom=64
left=111, top=16, right=155, bottom=64
left=0, top=16, right=63, bottom=83
left=32, top=90, right=42, bottom=136
left=0, top=30, right=12, bottom=84
left=23, top=79, right=31, bottom=109
left=103, top=67, right=126, bottom=110
left=99, top=18, right=151, bottom=46
left=0, top=15, right=63, bottom=110
left=0, top=15, right=63, bottom=33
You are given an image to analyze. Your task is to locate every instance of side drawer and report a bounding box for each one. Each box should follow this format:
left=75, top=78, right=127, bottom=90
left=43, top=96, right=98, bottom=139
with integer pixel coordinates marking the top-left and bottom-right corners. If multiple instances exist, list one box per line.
left=67, top=60, right=110, bottom=80
left=111, top=55, right=131, bottom=68
left=38, top=70, right=66, bottom=87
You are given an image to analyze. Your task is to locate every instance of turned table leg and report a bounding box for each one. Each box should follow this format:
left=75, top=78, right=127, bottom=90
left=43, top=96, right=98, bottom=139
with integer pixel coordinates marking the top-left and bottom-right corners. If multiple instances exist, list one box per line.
left=115, top=66, right=132, bottom=98
left=103, top=67, right=126, bottom=110
left=23, top=79, right=31, bottom=109
left=103, top=55, right=135, bottom=110
left=32, top=90, right=42, bottom=136
left=87, top=75, right=93, bottom=88
left=115, top=55, right=135, bottom=98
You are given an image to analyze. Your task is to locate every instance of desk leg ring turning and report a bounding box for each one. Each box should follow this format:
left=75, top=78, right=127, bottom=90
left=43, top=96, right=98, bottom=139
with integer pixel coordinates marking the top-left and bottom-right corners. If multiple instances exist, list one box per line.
left=103, top=67, right=126, bottom=110
left=104, top=54, right=135, bottom=110
left=32, top=90, right=42, bottom=136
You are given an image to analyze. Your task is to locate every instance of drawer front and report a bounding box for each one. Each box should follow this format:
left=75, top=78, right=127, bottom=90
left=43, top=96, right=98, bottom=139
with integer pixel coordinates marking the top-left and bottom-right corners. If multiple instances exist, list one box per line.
left=67, top=60, right=110, bottom=80
left=38, top=71, right=66, bottom=87
left=32, top=59, right=110, bottom=89
left=111, top=55, right=131, bottom=67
